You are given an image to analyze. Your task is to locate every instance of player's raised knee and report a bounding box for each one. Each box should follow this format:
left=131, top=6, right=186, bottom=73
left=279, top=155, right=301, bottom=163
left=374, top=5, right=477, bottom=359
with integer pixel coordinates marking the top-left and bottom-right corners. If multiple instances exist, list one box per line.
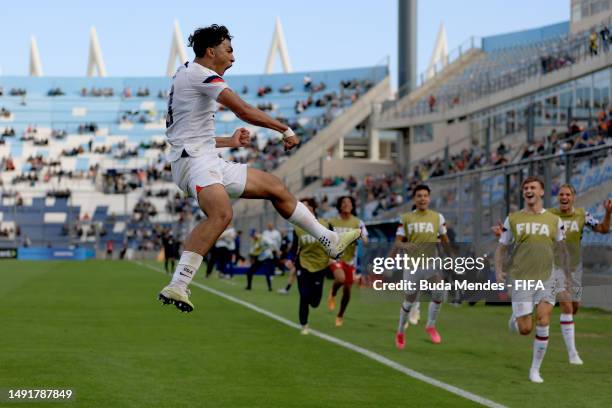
left=210, top=207, right=233, bottom=227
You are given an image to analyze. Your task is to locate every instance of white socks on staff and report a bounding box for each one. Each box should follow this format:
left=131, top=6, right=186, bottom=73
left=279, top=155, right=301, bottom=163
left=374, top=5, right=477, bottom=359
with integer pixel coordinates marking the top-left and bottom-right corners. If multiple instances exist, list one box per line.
left=530, top=325, right=549, bottom=383
left=560, top=313, right=583, bottom=364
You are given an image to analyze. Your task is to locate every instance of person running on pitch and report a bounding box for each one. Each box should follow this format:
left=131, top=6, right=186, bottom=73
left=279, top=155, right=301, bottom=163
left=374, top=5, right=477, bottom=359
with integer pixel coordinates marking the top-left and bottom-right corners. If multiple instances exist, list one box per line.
left=493, top=184, right=611, bottom=365
left=495, top=176, right=569, bottom=383
left=393, top=185, right=453, bottom=349
left=327, top=196, right=368, bottom=327
left=292, top=198, right=331, bottom=334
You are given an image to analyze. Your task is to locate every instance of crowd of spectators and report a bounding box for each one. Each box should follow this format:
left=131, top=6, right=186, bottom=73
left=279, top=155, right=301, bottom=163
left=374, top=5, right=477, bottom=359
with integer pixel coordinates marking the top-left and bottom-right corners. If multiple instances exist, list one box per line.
left=46, top=188, right=72, bottom=199
left=321, top=116, right=610, bottom=219
left=81, top=87, right=114, bottom=97
left=120, top=109, right=160, bottom=124
left=122, top=87, right=151, bottom=98
left=0, top=224, right=19, bottom=239
left=389, top=23, right=612, bottom=119
left=8, top=88, right=26, bottom=96
left=2, top=127, right=16, bottom=136
left=133, top=198, right=158, bottom=222
left=47, top=88, right=65, bottom=97
left=78, top=122, right=98, bottom=134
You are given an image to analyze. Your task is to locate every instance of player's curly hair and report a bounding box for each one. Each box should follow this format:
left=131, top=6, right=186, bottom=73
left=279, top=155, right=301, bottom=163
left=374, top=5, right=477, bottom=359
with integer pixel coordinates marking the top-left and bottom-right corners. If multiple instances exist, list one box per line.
left=188, top=25, right=233, bottom=58
left=300, top=197, right=318, bottom=215
left=335, top=196, right=357, bottom=216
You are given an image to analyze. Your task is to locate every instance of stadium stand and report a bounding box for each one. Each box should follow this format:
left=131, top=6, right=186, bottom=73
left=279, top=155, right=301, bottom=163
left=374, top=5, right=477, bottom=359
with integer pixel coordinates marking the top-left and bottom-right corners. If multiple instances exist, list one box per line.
left=0, top=66, right=388, bottom=249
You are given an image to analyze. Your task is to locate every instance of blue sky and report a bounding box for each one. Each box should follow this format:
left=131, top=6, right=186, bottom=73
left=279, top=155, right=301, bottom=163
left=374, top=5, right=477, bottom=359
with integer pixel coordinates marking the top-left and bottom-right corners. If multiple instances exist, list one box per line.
left=0, top=0, right=569, bottom=87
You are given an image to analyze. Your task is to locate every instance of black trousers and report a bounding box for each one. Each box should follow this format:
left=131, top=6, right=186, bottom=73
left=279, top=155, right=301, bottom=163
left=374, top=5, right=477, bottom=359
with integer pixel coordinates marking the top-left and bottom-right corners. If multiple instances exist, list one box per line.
left=207, top=247, right=234, bottom=277
left=246, top=258, right=274, bottom=290
left=297, top=266, right=326, bottom=326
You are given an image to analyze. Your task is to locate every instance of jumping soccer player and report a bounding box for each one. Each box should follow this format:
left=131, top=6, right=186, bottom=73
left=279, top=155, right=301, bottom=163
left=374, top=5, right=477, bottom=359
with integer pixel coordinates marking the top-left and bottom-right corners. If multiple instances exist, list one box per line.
left=157, top=25, right=361, bottom=312
left=292, top=198, right=331, bottom=334
left=493, top=184, right=611, bottom=365
left=393, top=184, right=453, bottom=349
left=495, top=176, right=568, bottom=383
left=327, top=196, right=368, bottom=327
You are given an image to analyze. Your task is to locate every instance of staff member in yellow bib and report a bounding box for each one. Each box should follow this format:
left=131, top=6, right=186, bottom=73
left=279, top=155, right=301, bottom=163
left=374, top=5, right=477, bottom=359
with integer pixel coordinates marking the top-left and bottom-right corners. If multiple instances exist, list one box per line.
left=495, top=176, right=568, bottom=384
left=493, top=183, right=611, bottom=366
left=327, top=196, right=368, bottom=327
left=293, top=198, right=332, bottom=335
left=393, top=184, right=453, bottom=349
left=549, top=185, right=611, bottom=365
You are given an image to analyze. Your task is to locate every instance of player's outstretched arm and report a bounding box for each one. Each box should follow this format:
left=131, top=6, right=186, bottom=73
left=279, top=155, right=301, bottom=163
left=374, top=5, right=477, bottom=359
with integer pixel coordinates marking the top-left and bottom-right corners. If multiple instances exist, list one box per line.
left=593, top=199, right=612, bottom=233
left=215, top=127, right=252, bottom=148
left=494, top=244, right=508, bottom=283
left=218, top=88, right=300, bottom=151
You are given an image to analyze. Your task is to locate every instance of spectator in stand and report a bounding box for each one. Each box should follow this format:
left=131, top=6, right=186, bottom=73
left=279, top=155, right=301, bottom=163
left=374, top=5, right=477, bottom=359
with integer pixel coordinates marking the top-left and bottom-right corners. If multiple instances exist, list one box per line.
left=590, top=30, right=599, bottom=56
left=569, top=120, right=582, bottom=136
left=428, top=94, right=436, bottom=113
left=600, top=24, right=610, bottom=52
left=303, top=75, right=312, bottom=90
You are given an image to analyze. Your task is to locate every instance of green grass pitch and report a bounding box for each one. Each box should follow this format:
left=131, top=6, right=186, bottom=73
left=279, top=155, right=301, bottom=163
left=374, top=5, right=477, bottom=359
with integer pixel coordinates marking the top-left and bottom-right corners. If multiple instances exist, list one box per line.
left=1, top=260, right=611, bottom=407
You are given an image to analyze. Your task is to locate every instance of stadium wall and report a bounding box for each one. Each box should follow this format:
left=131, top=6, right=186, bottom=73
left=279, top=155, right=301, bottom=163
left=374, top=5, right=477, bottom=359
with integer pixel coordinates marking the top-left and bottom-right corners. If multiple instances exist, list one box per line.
left=380, top=51, right=612, bottom=130
left=481, top=21, right=570, bottom=52
left=321, top=158, right=396, bottom=178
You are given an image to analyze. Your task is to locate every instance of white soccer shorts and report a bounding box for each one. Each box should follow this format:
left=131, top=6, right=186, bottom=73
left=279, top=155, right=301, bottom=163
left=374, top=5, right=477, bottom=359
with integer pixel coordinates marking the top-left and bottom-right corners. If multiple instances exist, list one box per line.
left=551, top=265, right=583, bottom=302
left=510, top=273, right=557, bottom=318
left=171, top=153, right=248, bottom=202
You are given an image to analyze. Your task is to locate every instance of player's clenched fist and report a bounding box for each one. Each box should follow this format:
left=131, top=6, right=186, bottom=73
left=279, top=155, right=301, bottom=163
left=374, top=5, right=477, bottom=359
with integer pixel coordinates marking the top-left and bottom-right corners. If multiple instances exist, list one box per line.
left=231, top=127, right=251, bottom=147
left=283, top=134, right=300, bottom=151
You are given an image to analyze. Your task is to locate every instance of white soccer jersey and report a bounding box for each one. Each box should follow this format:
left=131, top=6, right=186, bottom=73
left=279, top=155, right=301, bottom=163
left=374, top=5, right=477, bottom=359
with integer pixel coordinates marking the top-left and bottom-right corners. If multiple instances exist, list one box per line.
left=165, top=62, right=229, bottom=162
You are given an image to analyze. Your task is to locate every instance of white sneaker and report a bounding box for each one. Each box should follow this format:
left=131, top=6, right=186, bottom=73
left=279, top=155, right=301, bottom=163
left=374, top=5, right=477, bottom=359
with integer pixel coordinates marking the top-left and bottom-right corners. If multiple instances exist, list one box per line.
left=326, top=229, right=361, bottom=259
left=409, top=303, right=420, bottom=326
left=569, top=353, right=584, bottom=365
left=529, top=369, right=544, bottom=383
left=277, top=288, right=289, bottom=295
left=508, top=314, right=518, bottom=333
left=300, top=325, right=310, bottom=335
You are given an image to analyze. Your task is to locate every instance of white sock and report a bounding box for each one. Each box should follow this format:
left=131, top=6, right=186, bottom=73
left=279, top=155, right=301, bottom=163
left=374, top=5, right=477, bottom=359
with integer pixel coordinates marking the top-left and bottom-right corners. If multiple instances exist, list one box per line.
left=427, top=301, right=442, bottom=327
left=398, top=300, right=413, bottom=333
left=170, top=251, right=203, bottom=288
left=560, top=313, right=577, bottom=356
left=531, top=325, right=549, bottom=372
left=288, top=202, right=338, bottom=249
